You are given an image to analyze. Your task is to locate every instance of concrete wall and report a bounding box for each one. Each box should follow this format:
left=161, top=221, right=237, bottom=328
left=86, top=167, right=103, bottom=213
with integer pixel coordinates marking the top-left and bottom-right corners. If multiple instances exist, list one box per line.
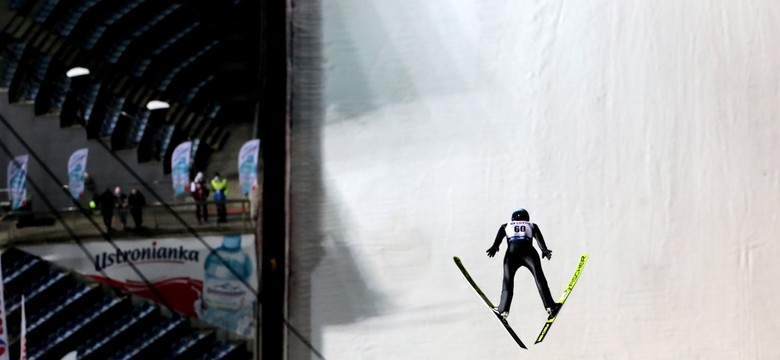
left=290, top=1, right=780, bottom=359
left=0, top=91, right=169, bottom=210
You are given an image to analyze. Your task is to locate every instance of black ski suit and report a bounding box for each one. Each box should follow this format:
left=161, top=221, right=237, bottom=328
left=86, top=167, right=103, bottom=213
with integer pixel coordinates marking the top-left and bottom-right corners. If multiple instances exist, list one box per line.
left=489, top=222, right=555, bottom=313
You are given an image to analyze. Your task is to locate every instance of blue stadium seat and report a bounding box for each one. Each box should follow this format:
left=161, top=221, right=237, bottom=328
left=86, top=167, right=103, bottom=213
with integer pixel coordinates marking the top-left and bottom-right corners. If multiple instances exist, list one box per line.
left=80, top=83, right=101, bottom=122
left=100, top=96, right=126, bottom=136
left=157, top=125, right=175, bottom=159
left=83, top=25, right=107, bottom=50
left=0, top=43, right=26, bottom=88
left=128, top=110, right=150, bottom=144
left=182, top=75, right=214, bottom=105
left=9, top=0, right=28, bottom=11
left=27, top=283, right=96, bottom=333
left=150, top=22, right=200, bottom=57
left=23, top=56, right=52, bottom=101
left=155, top=40, right=216, bottom=92
left=30, top=296, right=127, bottom=359
left=33, top=0, right=58, bottom=24
left=198, top=342, right=249, bottom=360
left=105, top=38, right=131, bottom=64
left=50, top=75, right=71, bottom=109
left=106, top=0, right=144, bottom=24
left=131, top=58, right=151, bottom=78
left=108, top=317, right=188, bottom=360
left=131, top=4, right=181, bottom=38
left=76, top=302, right=157, bottom=360
left=7, top=269, right=63, bottom=311
left=160, top=330, right=215, bottom=360
left=57, top=0, right=100, bottom=37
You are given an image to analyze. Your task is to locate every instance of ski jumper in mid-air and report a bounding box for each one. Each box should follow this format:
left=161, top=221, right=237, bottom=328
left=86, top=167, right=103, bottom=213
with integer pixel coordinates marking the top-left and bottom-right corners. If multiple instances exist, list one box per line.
left=486, top=208, right=561, bottom=320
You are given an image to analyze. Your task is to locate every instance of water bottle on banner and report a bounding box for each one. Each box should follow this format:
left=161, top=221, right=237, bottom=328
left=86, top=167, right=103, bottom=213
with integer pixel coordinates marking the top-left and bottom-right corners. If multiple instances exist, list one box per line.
left=201, top=234, right=255, bottom=336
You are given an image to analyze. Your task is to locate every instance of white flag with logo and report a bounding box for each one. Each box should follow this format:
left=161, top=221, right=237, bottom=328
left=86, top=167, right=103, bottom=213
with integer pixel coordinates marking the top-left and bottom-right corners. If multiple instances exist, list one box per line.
left=6, top=155, right=28, bottom=211
left=238, top=139, right=260, bottom=196
left=67, top=148, right=89, bottom=200
left=0, top=256, right=9, bottom=360
left=171, top=141, right=192, bottom=196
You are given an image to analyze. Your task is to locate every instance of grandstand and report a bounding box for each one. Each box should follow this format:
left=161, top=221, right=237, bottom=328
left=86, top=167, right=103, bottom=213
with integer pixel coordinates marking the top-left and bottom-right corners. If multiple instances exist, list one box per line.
left=2, top=247, right=250, bottom=360
left=0, top=0, right=287, bottom=359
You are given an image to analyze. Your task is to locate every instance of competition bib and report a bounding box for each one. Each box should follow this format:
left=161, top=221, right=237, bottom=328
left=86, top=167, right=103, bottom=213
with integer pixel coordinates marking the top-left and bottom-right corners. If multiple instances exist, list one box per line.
left=507, top=221, right=532, bottom=241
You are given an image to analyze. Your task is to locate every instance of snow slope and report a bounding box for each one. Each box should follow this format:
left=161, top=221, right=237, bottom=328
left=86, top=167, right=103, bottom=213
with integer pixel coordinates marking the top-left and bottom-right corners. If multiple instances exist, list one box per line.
left=289, top=1, right=780, bottom=358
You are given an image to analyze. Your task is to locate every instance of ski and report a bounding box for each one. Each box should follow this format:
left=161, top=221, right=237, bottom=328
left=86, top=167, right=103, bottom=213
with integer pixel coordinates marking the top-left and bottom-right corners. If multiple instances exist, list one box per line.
left=453, top=256, right=527, bottom=349
left=534, top=253, right=589, bottom=344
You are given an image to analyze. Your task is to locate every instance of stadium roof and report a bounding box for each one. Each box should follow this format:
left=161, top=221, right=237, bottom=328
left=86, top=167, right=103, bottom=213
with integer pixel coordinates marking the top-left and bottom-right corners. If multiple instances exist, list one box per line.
left=0, top=0, right=260, bottom=157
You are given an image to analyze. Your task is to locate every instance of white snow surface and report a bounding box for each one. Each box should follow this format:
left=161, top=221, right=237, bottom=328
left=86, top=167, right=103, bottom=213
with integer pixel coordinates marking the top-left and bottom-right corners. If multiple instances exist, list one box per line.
left=289, top=1, right=780, bottom=359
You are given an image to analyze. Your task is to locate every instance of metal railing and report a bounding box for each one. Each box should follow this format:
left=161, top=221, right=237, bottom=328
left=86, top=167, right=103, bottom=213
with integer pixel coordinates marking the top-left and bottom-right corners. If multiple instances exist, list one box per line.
left=0, top=198, right=256, bottom=244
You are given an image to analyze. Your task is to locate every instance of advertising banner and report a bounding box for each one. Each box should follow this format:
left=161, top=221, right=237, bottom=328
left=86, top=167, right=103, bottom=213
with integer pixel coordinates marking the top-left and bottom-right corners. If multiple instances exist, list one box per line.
left=238, top=139, right=260, bottom=196
left=6, top=155, right=28, bottom=210
left=67, top=148, right=88, bottom=200
left=21, top=234, right=259, bottom=338
left=171, top=141, right=192, bottom=196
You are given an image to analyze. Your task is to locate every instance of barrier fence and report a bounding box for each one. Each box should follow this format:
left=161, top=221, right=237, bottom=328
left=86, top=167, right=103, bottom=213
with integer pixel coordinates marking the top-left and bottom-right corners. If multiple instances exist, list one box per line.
left=0, top=198, right=256, bottom=244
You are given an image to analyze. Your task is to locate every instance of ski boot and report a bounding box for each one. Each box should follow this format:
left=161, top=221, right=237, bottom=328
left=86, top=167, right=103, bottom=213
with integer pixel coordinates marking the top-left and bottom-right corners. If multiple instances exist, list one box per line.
left=492, top=307, right=509, bottom=321
left=546, top=302, right=562, bottom=319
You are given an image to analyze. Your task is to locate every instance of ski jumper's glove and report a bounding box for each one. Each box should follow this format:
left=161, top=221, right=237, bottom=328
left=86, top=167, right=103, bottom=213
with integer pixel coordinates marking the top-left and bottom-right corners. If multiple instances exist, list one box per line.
left=541, top=249, right=553, bottom=260
left=486, top=246, right=499, bottom=258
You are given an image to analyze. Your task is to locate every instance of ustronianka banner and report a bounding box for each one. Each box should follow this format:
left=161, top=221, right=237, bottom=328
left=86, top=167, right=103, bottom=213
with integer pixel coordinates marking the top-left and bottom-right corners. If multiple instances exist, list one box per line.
left=21, top=235, right=259, bottom=338
left=171, top=141, right=192, bottom=196
left=67, top=148, right=88, bottom=200
left=0, top=257, right=9, bottom=360
left=6, top=155, right=28, bottom=210
left=238, top=139, right=260, bottom=196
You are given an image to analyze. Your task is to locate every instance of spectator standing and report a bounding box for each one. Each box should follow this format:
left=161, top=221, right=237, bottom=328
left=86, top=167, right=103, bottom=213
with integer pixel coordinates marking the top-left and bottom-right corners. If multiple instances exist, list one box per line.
left=84, top=172, right=98, bottom=212
left=114, top=186, right=128, bottom=231
left=249, top=180, right=260, bottom=221
left=190, top=172, right=210, bottom=224
left=127, top=187, right=147, bottom=229
left=84, top=172, right=97, bottom=199
left=210, top=172, right=229, bottom=223
left=15, top=192, right=33, bottom=228
left=98, top=188, right=116, bottom=233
